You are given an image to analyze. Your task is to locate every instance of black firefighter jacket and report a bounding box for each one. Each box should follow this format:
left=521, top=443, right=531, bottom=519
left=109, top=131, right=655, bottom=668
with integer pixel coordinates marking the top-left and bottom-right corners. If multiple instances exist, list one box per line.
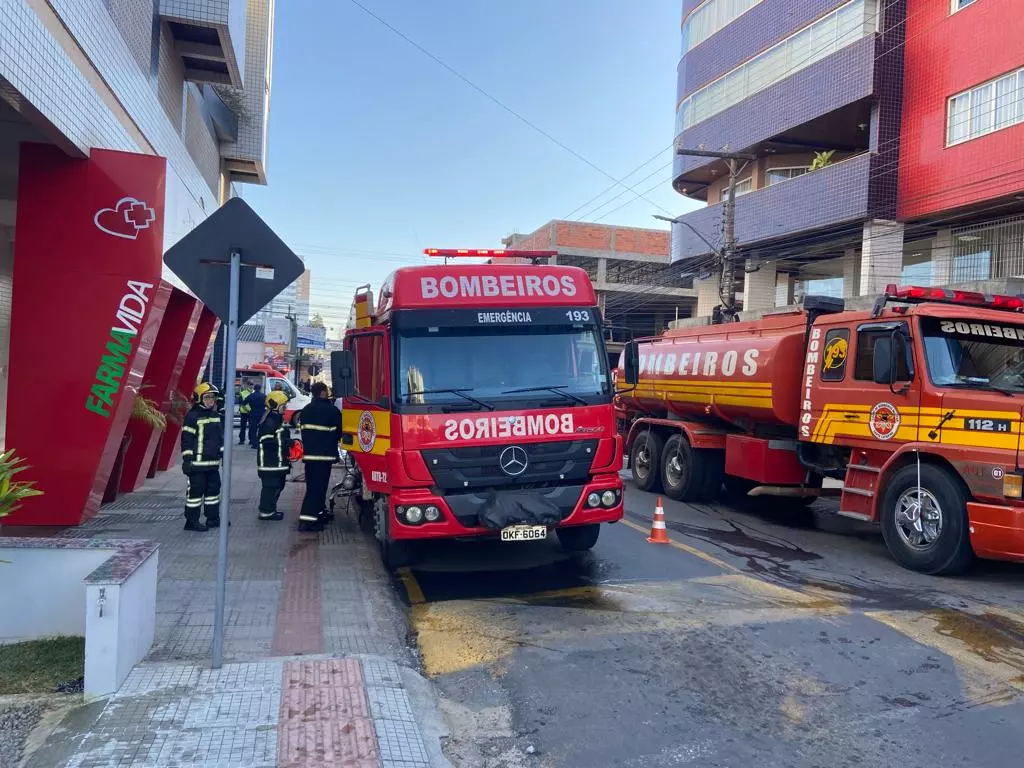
left=257, top=411, right=291, bottom=475
left=298, top=399, right=342, bottom=463
left=181, top=405, right=224, bottom=471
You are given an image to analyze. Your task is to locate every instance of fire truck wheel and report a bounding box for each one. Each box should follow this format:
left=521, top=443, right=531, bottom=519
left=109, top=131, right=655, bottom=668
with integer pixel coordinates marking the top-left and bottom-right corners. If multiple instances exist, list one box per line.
left=880, top=464, right=973, bottom=575
left=556, top=524, right=600, bottom=551
left=630, top=430, right=664, bottom=492
left=699, top=450, right=726, bottom=500
left=661, top=434, right=706, bottom=502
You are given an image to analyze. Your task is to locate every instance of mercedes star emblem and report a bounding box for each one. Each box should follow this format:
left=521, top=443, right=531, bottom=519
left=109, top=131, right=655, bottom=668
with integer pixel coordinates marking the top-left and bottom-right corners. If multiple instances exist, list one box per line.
left=499, top=445, right=528, bottom=477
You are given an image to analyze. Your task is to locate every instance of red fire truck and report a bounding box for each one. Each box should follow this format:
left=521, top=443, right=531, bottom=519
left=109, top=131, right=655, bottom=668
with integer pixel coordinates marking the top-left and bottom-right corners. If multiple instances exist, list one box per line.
left=616, top=286, right=1024, bottom=575
left=331, top=250, right=624, bottom=567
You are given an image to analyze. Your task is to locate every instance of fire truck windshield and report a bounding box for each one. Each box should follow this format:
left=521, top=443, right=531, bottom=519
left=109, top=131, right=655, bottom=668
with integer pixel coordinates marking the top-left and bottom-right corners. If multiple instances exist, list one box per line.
left=397, top=325, right=610, bottom=410
left=921, top=317, right=1024, bottom=394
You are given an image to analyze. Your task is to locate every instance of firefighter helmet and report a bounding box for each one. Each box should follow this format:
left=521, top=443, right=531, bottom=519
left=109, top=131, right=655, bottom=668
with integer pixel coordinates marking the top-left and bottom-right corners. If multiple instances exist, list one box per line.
left=266, top=390, right=289, bottom=411
left=193, top=382, right=219, bottom=402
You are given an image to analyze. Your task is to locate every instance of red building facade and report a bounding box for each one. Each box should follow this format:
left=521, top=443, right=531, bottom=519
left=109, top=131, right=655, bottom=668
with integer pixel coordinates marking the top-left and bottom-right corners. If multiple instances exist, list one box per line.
left=899, top=0, right=1024, bottom=220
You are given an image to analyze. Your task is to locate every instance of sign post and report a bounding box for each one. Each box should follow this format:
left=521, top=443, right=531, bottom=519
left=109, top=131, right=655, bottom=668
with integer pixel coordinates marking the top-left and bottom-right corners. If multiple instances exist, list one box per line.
left=163, top=198, right=303, bottom=669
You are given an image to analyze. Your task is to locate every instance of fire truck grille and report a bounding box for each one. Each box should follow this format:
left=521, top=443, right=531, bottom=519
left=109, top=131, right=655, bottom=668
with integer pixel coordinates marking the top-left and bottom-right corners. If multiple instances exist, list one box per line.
left=421, top=439, right=598, bottom=492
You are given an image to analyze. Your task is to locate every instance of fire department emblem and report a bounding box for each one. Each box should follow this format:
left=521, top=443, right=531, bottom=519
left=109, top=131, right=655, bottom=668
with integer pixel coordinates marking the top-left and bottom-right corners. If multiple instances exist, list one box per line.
left=869, top=402, right=900, bottom=441
left=357, top=411, right=377, bottom=453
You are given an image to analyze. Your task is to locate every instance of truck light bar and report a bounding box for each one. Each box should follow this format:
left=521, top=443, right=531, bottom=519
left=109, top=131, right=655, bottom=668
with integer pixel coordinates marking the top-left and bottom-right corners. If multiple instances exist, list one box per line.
left=424, top=248, right=558, bottom=259
left=884, top=284, right=1024, bottom=312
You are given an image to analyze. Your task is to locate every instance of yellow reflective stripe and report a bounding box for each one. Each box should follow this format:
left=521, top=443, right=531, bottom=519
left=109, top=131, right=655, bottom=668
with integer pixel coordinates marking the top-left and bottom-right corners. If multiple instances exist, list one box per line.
left=197, top=417, right=221, bottom=424
left=260, top=434, right=276, bottom=442
left=205, top=495, right=220, bottom=502
left=181, top=450, right=194, bottom=457
left=260, top=466, right=289, bottom=472
left=193, top=459, right=220, bottom=467
left=182, top=426, right=197, bottom=434
left=301, top=424, right=336, bottom=432
left=303, top=455, right=337, bottom=461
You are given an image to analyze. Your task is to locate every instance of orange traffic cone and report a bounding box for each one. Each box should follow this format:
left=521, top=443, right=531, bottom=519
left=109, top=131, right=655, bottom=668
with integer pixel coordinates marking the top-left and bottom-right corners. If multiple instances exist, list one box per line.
left=647, top=497, right=670, bottom=544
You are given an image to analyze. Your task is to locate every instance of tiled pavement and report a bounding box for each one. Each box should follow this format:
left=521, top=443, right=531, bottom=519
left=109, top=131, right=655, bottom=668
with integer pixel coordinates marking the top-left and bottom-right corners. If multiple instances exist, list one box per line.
left=20, top=446, right=438, bottom=768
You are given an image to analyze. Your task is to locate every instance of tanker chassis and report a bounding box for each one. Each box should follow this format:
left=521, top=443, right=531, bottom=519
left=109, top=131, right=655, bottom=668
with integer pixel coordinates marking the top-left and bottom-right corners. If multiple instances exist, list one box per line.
left=617, top=285, right=1024, bottom=575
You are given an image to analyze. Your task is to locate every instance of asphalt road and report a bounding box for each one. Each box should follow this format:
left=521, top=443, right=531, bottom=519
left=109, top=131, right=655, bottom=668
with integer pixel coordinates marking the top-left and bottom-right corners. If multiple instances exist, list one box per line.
left=396, top=479, right=1024, bottom=768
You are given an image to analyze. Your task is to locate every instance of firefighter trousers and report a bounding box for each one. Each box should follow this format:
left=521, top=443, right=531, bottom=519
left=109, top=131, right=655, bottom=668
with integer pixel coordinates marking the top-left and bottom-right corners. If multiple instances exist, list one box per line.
left=258, top=472, right=287, bottom=518
left=238, top=414, right=249, bottom=444
left=300, top=461, right=332, bottom=521
left=185, top=470, right=221, bottom=523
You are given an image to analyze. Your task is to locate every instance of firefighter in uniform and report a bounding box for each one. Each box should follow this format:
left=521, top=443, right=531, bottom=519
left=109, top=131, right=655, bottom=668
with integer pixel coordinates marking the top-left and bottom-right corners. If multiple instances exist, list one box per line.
left=180, top=382, right=225, bottom=531
left=238, top=381, right=253, bottom=445
left=257, top=390, right=291, bottom=521
left=297, top=382, right=341, bottom=531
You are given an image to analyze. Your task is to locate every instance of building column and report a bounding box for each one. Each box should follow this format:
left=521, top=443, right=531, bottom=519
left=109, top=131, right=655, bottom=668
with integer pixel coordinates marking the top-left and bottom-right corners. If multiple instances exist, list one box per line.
left=842, top=249, right=859, bottom=299
left=695, top=277, right=718, bottom=318
left=596, top=257, right=607, bottom=290
left=775, top=272, right=793, bottom=307
left=932, top=228, right=953, bottom=286
left=742, top=259, right=777, bottom=313
left=859, top=220, right=905, bottom=297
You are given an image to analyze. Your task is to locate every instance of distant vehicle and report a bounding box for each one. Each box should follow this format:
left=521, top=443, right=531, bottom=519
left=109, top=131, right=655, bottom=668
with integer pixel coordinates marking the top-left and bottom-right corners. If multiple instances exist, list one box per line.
left=616, top=284, right=1024, bottom=575
left=331, top=250, right=624, bottom=567
left=234, top=367, right=309, bottom=426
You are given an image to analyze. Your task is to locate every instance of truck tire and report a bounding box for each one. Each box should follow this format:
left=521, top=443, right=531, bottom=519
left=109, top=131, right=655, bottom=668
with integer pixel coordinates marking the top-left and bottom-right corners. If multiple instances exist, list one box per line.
left=699, top=450, right=726, bottom=500
left=375, top=498, right=412, bottom=569
left=661, top=434, right=707, bottom=502
left=556, top=524, right=600, bottom=551
left=880, top=464, right=973, bottom=575
left=630, top=430, right=663, bottom=492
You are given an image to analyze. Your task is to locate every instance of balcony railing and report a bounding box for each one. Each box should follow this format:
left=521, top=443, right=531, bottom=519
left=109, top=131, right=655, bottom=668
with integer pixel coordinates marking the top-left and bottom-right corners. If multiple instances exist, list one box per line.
left=672, top=153, right=873, bottom=262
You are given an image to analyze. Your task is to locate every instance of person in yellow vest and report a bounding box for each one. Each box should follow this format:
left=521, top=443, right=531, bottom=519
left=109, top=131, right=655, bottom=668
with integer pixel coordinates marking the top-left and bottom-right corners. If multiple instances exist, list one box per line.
left=238, top=380, right=253, bottom=445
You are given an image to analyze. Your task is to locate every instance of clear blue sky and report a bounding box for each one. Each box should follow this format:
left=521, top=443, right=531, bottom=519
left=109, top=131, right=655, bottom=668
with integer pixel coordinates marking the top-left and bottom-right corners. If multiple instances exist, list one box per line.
left=243, top=0, right=699, bottom=334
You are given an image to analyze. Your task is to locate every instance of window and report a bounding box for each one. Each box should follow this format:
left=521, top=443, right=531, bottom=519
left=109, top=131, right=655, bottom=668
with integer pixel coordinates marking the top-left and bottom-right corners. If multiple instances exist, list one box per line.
left=854, top=328, right=912, bottom=381
left=349, top=332, right=386, bottom=403
left=766, top=167, right=809, bottom=185
left=948, top=68, right=1024, bottom=145
left=821, top=329, right=850, bottom=382
left=732, top=177, right=753, bottom=197
left=682, top=0, right=766, bottom=55
left=677, top=0, right=869, bottom=132
left=921, top=317, right=1024, bottom=394
left=951, top=0, right=977, bottom=12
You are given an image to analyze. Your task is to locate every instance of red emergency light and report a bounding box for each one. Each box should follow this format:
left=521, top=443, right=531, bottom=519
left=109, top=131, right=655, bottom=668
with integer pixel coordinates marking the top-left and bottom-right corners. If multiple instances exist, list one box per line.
left=885, top=284, right=1024, bottom=312
left=424, top=248, right=558, bottom=259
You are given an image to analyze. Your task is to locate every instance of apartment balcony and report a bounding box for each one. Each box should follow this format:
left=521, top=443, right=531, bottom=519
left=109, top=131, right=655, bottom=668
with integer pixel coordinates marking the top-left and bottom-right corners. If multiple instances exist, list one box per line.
left=160, top=0, right=247, bottom=87
left=671, top=152, right=875, bottom=262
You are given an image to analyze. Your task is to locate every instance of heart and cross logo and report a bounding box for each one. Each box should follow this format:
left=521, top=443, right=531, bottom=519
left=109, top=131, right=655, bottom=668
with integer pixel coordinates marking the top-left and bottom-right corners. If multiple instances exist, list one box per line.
left=94, top=197, right=157, bottom=240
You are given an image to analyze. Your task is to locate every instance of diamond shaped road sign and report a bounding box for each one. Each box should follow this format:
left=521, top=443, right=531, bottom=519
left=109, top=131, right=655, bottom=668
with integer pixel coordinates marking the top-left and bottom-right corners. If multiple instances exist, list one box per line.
left=163, top=197, right=303, bottom=324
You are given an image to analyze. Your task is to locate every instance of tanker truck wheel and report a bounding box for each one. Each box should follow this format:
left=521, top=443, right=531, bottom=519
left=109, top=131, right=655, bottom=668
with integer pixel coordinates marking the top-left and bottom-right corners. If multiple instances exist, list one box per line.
left=661, top=434, right=707, bottom=502
left=630, top=430, right=663, bottom=492
left=880, top=464, right=973, bottom=575
left=556, top=523, right=601, bottom=552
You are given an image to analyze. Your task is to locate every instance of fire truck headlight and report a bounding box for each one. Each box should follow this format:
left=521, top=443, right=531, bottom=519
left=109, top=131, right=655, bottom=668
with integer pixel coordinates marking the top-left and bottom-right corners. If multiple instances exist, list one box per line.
left=1003, top=473, right=1023, bottom=499
left=424, top=505, right=441, bottom=522
left=405, top=506, right=424, bottom=524
left=586, top=492, right=601, bottom=508
left=601, top=490, right=618, bottom=507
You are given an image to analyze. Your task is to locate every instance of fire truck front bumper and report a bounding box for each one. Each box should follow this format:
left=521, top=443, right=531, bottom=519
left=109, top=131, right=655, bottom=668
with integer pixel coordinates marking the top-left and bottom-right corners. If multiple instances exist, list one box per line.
left=388, top=475, right=624, bottom=541
left=967, top=502, right=1024, bottom=563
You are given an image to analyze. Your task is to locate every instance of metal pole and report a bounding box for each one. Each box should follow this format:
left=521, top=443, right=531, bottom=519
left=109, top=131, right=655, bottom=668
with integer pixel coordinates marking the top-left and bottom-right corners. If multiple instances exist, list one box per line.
left=721, top=158, right=739, bottom=318
left=212, top=248, right=240, bottom=669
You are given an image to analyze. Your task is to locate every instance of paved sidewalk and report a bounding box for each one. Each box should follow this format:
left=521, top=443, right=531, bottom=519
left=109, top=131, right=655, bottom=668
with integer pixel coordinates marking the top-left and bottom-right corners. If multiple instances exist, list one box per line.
left=20, top=446, right=442, bottom=768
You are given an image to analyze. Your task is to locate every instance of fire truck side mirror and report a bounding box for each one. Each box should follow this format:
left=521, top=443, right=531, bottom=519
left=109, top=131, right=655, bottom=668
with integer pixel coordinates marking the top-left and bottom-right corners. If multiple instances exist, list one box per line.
left=331, top=350, right=355, bottom=397
left=624, top=340, right=640, bottom=386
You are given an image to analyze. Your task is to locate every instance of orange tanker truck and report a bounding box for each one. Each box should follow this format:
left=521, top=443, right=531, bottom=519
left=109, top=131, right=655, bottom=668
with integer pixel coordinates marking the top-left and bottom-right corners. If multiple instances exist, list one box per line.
left=616, top=285, right=1024, bottom=575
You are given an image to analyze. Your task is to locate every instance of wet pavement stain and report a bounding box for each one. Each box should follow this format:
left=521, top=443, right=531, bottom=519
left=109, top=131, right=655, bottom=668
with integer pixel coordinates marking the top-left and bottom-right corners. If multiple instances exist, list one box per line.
left=403, top=556, right=604, bottom=604
left=929, top=610, right=1024, bottom=671
left=507, top=585, right=624, bottom=612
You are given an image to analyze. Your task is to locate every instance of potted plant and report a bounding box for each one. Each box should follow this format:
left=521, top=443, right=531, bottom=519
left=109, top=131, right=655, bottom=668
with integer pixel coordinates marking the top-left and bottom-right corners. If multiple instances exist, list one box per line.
left=808, top=150, right=836, bottom=172
left=0, top=449, right=43, bottom=522
left=103, top=386, right=169, bottom=503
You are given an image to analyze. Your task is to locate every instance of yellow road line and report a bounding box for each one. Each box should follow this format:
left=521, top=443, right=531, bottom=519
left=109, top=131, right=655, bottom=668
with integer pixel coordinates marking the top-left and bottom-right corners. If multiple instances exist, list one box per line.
left=397, top=566, right=426, bottom=605
left=621, top=518, right=738, bottom=572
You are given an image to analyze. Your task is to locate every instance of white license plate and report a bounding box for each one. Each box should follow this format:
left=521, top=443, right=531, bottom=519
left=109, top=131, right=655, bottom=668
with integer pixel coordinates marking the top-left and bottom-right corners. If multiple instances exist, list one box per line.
left=500, top=525, right=547, bottom=542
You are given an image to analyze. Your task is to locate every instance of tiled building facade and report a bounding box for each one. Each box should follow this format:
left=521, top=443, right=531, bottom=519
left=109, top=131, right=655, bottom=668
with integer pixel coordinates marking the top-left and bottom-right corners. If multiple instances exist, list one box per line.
left=0, top=0, right=275, bottom=446
left=670, top=0, right=1024, bottom=322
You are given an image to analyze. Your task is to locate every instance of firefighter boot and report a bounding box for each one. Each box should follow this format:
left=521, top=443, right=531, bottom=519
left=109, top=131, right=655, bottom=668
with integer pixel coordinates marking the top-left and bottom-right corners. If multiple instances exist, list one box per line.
left=184, top=520, right=208, bottom=532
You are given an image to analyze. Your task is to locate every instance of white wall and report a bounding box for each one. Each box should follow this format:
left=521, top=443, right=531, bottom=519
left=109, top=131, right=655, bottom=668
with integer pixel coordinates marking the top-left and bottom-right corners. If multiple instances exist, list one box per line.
left=0, top=547, right=111, bottom=642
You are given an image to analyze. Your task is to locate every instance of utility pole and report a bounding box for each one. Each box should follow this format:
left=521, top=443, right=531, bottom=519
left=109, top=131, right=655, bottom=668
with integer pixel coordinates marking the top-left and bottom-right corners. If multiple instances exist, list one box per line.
left=285, top=305, right=298, bottom=382
left=673, top=146, right=756, bottom=322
